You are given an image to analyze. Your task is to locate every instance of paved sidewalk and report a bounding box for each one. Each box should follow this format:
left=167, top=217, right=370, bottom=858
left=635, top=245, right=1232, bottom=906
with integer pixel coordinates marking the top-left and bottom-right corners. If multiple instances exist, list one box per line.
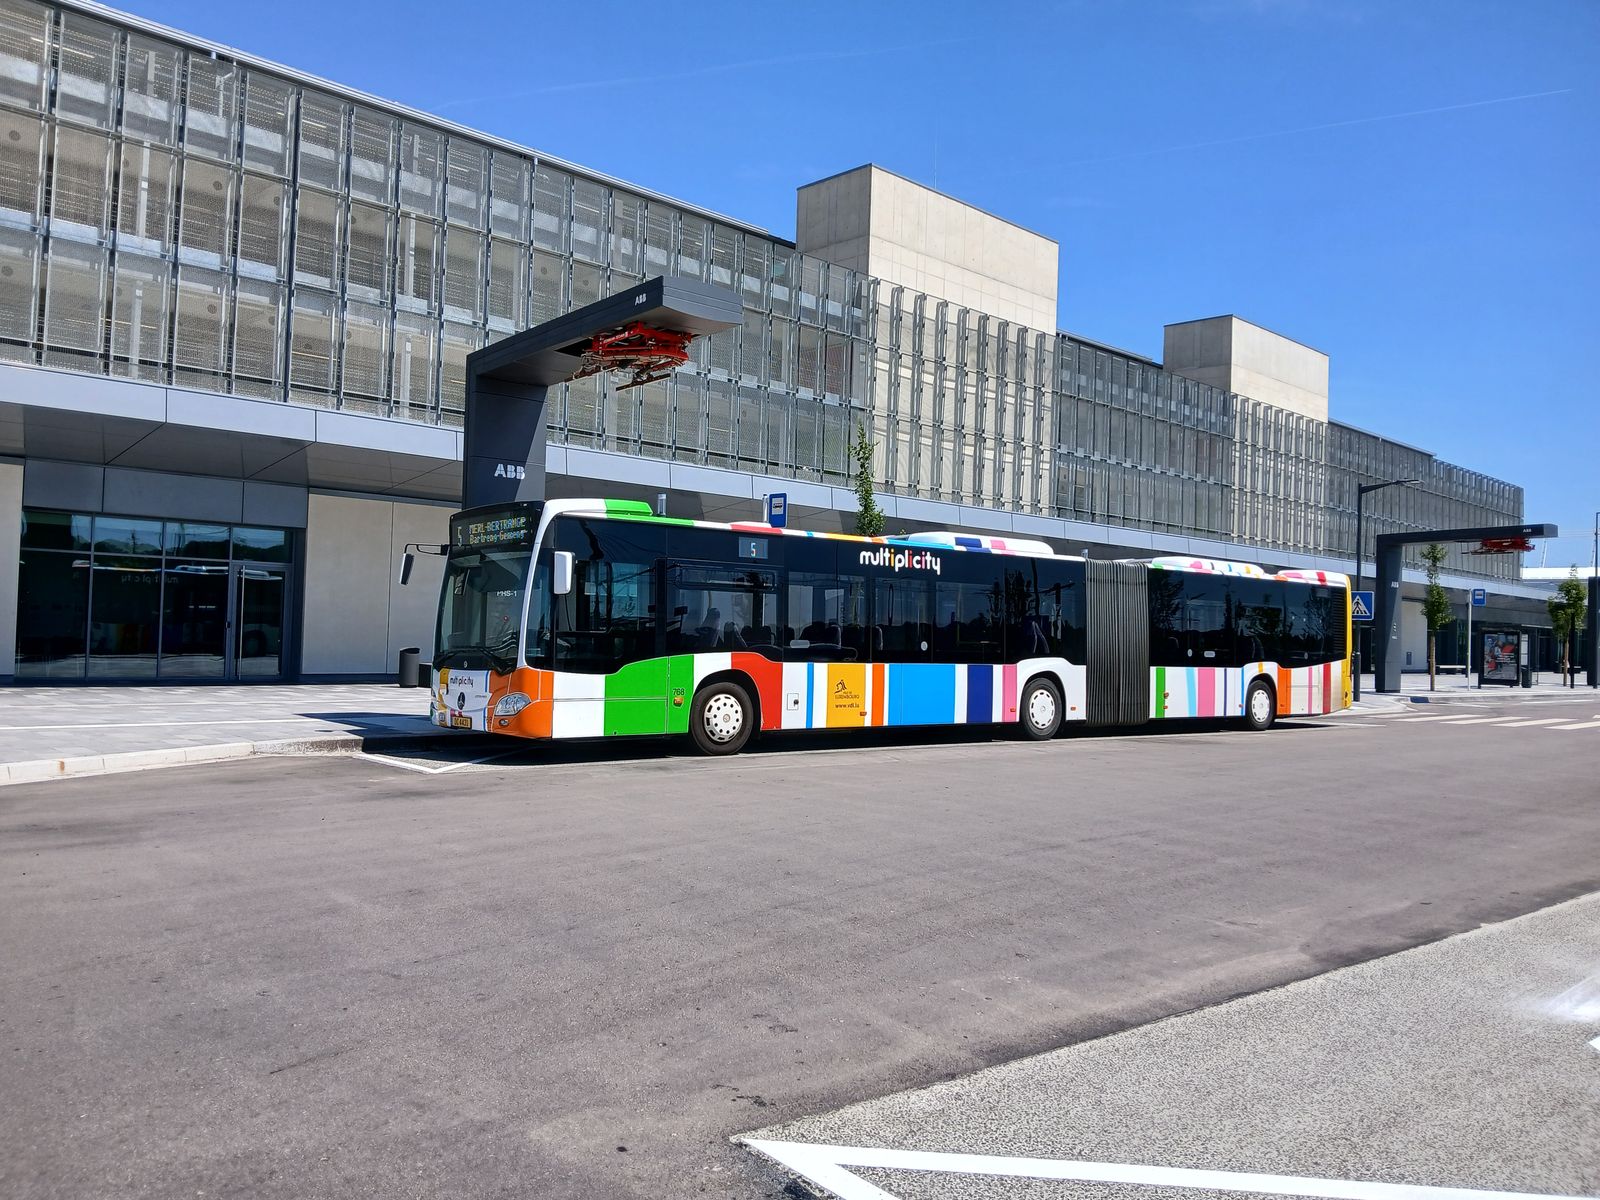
left=1359, top=670, right=1594, bottom=699
left=0, top=684, right=445, bottom=784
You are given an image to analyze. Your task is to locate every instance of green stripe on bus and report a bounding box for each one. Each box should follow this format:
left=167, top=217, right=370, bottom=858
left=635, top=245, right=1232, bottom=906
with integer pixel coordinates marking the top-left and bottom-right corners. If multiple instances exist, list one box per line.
left=1154, top=666, right=1166, bottom=718
left=603, top=659, right=672, bottom=736
left=602, top=499, right=655, bottom=517
left=600, top=656, right=698, bottom=736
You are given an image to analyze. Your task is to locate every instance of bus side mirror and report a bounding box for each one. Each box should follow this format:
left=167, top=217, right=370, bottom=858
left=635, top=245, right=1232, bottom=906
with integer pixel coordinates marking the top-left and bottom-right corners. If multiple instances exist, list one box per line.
left=553, top=550, right=575, bottom=596
left=398, top=552, right=415, bottom=586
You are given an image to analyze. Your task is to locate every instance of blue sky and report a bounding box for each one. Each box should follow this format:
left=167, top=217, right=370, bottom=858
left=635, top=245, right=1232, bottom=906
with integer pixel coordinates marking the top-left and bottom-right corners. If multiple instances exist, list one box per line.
left=134, top=0, right=1599, bottom=563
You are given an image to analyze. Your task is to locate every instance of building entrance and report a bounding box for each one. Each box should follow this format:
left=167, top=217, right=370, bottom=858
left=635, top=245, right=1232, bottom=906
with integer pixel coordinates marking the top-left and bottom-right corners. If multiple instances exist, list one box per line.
left=15, top=511, right=294, bottom=682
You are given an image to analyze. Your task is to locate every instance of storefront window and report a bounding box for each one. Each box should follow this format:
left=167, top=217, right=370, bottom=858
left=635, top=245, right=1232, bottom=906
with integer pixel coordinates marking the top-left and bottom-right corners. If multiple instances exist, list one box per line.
left=16, top=550, right=90, bottom=679
left=14, top=509, right=293, bottom=681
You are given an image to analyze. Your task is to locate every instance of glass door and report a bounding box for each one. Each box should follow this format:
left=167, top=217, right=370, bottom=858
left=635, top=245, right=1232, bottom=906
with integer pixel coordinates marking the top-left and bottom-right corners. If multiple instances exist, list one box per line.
left=231, top=563, right=287, bottom=679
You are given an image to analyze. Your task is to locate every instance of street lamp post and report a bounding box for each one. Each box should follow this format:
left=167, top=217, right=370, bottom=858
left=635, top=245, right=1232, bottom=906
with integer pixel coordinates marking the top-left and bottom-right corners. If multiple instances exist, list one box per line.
left=1353, top=478, right=1421, bottom=701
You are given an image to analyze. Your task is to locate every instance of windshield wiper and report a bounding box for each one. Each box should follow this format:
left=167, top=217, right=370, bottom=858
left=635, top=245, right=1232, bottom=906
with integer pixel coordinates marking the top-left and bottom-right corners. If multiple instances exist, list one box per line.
left=439, top=642, right=518, bottom=675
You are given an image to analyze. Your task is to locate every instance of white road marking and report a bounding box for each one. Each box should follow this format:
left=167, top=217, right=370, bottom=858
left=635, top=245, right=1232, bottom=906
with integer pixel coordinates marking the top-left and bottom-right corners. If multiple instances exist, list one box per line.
left=1430, top=716, right=1517, bottom=725
left=1495, top=718, right=1576, bottom=728
left=1400, top=714, right=1495, bottom=723
left=0, top=718, right=327, bottom=731
left=743, top=1139, right=1593, bottom=1200
left=1590, top=1035, right=1600, bottom=1054
left=362, top=748, right=527, bottom=775
left=1550, top=719, right=1600, bottom=731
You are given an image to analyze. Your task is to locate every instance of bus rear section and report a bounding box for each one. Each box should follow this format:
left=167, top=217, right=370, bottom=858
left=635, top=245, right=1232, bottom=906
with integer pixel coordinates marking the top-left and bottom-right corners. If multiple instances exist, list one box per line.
left=1118, top=558, right=1352, bottom=731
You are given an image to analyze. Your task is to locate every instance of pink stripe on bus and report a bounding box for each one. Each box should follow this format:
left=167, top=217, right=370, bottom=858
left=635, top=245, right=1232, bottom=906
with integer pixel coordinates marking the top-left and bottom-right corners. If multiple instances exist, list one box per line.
left=1003, top=663, right=1018, bottom=720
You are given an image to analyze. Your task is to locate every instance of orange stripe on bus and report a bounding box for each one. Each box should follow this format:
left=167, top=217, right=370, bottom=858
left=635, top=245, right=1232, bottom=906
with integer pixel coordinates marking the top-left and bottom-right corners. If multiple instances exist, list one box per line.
left=1278, top=666, right=1293, bottom=715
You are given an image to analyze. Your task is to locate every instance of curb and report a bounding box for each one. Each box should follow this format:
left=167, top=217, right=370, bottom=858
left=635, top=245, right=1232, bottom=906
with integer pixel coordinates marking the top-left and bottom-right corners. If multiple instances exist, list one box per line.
left=1, top=728, right=493, bottom=787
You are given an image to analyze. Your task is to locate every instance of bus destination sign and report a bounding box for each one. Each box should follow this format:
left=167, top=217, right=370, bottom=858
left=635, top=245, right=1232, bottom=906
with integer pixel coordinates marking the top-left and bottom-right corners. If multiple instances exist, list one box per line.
left=452, top=508, right=535, bottom=549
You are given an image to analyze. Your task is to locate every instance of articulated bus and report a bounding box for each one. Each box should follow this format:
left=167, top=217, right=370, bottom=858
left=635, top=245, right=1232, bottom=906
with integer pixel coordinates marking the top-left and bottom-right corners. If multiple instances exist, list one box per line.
left=425, top=498, right=1352, bottom=754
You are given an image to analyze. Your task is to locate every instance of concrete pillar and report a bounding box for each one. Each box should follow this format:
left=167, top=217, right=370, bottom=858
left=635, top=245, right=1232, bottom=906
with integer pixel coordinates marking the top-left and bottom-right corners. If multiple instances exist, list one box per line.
left=0, top=460, right=21, bottom=680
left=462, top=374, right=548, bottom=509
left=1373, top=541, right=1405, bottom=693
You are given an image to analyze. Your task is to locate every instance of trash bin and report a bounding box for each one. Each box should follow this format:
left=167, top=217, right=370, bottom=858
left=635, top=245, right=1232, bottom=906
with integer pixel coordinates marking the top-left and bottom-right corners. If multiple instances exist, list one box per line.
left=398, top=646, right=421, bottom=688
left=1519, top=665, right=1532, bottom=689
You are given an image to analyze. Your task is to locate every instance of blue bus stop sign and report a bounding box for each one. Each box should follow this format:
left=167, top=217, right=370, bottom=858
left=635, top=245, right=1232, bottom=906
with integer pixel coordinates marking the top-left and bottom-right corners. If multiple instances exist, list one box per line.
left=765, top=492, right=788, bottom=528
left=1351, top=590, right=1375, bottom=621
left=1471, top=587, right=1487, bottom=607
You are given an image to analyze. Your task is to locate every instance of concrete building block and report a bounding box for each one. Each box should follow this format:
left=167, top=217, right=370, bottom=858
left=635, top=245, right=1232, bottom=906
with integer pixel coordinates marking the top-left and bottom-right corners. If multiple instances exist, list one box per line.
left=20, top=459, right=104, bottom=511
left=1164, top=315, right=1329, bottom=421
left=0, top=460, right=20, bottom=677
left=166, top=388, right=318, bottom=441
left=103, top=467, right=244, bottom=524
left=242, top=481, right=309, bottom=528
left=667, top=461, right=756, bottom=500
left=0, top=359, right=166, bottom=422
left=301, top=493, right=404, bottom=676
left=387, top=500, right=451, bottom=664
left=796, top=164, right=1059, bottom=334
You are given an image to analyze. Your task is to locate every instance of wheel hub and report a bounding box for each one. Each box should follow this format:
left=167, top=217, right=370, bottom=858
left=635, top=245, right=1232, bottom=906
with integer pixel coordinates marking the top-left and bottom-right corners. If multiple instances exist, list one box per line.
left=702, top=694, right=743, bottom=743
left=1028, top=688, right=1056, bottom=730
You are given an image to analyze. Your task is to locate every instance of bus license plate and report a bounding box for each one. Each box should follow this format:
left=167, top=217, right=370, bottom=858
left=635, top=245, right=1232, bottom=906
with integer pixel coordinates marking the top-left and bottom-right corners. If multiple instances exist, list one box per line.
left=452, top=715, right=474, bottom=729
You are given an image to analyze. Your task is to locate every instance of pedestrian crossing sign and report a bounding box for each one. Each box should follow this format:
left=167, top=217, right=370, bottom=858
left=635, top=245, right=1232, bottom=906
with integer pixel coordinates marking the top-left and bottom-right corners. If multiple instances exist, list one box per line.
left=1352, top=590, right=1374, bottom=621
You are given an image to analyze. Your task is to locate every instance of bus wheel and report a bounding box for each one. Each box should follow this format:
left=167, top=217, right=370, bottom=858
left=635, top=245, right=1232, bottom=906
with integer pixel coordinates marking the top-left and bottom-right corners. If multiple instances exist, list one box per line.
left=690, top=681, right=754, bottom=755
left=1018, top=677, right=1063, bottom=740
left=1244, top=680, right=1276, bottom=731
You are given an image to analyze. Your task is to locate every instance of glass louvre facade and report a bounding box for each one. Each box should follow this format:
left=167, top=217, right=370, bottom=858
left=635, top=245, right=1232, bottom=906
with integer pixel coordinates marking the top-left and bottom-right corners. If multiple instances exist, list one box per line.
left=0, top=0, right=1523, bottom=583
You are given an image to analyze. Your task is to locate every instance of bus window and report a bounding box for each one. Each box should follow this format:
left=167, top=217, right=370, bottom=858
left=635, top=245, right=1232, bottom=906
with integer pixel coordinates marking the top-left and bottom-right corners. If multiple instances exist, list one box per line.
left=548, top=517, right=666, bottom=673
left=873, top=578, right=934, bottom=661
left=933, top=580, right=1004, bottom=664
left=784, top=572, right=866, bottom=662
left=667, top=564, right=780, bottom=658
left=1003, top=562, right=1084, bottom=662
left=1285, top=584, right=1346, bottom=666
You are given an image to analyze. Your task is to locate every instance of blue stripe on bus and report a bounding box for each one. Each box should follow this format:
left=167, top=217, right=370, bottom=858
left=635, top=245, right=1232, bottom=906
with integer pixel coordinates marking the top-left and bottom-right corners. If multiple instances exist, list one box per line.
left=805, top=662, right=815, bottom=728
left=966, top=664, right=993, bottom=724
left=889, top=664, right=955, bottom=725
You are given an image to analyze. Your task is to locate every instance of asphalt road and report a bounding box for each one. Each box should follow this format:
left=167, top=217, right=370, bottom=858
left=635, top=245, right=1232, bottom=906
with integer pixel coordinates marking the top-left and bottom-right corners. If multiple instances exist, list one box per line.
left=2, top=701, right=1597, bottom=1199
left=749, top=893, right=1600, bottom=1198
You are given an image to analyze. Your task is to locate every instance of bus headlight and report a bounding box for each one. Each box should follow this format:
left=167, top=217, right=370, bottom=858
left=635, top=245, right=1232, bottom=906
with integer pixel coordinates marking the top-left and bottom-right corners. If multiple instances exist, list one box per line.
left=494, top=692, right=531, bottom=716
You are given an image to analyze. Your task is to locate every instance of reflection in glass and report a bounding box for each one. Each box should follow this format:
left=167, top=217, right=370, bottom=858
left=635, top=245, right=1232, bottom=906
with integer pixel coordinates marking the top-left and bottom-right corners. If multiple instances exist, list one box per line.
left=236, top=567, right=285, bottom=677
left=16, top=550, right=89, bottom=678
left=160, top=559, right=228, bottom=678
left=92, top=516, right=162, bottom=555
left=88, top=555, right=161, bottom=678
left=165, top=522, right=231, bottom=559
left=20, top=510, right=92, bottom=551
left=233, top=526, right=288, bottom=561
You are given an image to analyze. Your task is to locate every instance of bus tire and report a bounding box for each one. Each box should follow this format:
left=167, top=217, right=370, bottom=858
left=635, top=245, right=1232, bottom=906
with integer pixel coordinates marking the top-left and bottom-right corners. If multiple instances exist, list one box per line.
left=1017, top=677, right=1063, bottom=741
left=689, top=680, right=754, bottom=756
left=1244, top=679, right=1276, bottom=731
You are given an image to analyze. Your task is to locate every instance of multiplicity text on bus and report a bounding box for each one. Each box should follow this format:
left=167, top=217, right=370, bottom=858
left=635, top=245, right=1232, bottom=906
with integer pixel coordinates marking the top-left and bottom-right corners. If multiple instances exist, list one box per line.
left=426, top=498, right=1352, bottom=754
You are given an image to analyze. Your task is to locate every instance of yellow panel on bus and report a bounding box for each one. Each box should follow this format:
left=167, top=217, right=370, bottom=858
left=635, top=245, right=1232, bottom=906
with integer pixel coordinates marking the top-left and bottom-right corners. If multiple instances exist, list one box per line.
left=825, top=664, right=869, bottom=727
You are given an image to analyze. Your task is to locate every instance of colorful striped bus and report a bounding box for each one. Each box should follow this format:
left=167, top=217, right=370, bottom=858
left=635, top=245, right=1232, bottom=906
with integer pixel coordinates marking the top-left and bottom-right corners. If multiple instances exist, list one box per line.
left=423, top=498, right=1351, bottom=754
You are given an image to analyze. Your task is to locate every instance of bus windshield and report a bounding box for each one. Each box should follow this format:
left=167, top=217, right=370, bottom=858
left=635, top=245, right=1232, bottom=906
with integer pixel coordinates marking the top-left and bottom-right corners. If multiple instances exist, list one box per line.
left=435, top=546, right=531, bottom=672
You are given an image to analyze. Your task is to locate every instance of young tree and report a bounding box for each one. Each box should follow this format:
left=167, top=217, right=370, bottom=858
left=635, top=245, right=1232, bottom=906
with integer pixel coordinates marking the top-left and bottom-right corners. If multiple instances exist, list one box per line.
left=1420, top=542, right=1453, bottom=692
left=851, top=422, right=884, bottom=538
left=1547, top=567, right=1589, bottom=687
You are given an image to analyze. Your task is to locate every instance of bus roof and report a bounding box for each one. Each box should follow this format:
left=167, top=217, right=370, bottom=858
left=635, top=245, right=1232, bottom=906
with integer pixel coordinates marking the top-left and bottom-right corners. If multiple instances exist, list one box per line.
left=1148, top=555, right=1351, bottom=588
left=545, top=498, right=1073, bottom=560
left=542, top=500, right=1348, bottom=585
